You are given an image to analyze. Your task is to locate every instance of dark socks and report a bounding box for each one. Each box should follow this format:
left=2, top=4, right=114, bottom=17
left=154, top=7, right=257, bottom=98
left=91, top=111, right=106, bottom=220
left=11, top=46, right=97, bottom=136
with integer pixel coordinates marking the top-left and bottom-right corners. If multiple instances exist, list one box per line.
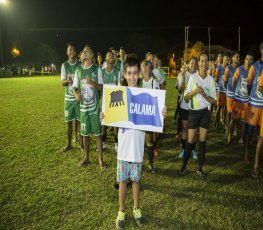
left=181, top=139, right=186, bottom=150
left=147, top=145, right=155, bottom=164
left=182, top=142, right=194, bottom=168
left=198, top=141, right=206, bottom=171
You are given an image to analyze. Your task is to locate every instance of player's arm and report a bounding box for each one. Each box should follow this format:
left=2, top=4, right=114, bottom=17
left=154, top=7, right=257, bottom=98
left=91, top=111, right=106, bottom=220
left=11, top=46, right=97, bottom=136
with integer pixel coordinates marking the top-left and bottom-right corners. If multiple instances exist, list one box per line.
left=61, top=64, right=72, bottom=86
left=72, top=71, right=82, bottom=102
left=223, top=67, right=229, bottom=88
left=257, top=73, right=263, bottom=93
left=214, top=68, right=219, bottom=83
left=232, top=68, right=240, bottom=92
left=247, top=66, right=255, bottom=95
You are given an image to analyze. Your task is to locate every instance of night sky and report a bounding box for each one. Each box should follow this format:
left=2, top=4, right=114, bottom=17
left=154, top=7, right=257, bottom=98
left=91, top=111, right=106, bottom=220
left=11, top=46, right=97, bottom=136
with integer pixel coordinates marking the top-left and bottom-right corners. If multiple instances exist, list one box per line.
left=1, top=0, right=263, bottom=65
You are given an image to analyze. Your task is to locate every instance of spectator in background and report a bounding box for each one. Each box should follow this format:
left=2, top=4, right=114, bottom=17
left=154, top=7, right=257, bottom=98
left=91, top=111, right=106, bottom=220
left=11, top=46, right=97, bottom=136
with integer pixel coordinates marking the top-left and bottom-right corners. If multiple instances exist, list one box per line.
left=96, top=52, right=103, bottom=67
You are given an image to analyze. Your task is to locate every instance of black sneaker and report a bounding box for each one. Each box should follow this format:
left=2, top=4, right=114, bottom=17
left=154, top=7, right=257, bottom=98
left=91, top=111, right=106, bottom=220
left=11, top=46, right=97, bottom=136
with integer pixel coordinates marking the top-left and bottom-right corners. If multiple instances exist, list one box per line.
left=197, top=170, right=207, bottom=179
left=179, top=167, right=186, bottom=176
left=114, top=182, right=119, bottom=190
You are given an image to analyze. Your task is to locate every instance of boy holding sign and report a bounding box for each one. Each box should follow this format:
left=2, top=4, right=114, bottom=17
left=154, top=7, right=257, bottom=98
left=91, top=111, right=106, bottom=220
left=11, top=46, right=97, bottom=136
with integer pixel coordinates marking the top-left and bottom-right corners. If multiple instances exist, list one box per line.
left=101, top=56, right=166, bottom=229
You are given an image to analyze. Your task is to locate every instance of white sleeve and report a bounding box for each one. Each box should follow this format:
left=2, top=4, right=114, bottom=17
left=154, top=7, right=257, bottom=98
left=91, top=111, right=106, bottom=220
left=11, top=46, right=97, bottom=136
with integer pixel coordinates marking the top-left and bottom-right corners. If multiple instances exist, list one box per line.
left=61, top=64, right=66, bottom=81
left=184, top=75, right=193, bottom=95
left=72, top=70, right=79, bottom=88
left=177, top=73, right=183, bottom=85
left=209, top=77, right=217, bottom=100
left=98, top=67, right=103, bottom=84
left=117, top=71, right=121, bottom=82
left=120, top=62, right=124, bottom=77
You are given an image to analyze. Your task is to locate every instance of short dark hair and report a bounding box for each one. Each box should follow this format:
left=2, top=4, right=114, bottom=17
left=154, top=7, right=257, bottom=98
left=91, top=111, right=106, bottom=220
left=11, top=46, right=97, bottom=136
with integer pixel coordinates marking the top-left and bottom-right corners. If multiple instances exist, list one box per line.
left=124, top=56, right=140, bottom=73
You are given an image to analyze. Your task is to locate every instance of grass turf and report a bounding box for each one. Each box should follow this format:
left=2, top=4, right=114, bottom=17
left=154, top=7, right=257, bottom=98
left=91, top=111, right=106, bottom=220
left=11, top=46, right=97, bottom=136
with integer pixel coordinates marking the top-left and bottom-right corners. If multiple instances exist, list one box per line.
left=0, top=76, right=262, bottom=229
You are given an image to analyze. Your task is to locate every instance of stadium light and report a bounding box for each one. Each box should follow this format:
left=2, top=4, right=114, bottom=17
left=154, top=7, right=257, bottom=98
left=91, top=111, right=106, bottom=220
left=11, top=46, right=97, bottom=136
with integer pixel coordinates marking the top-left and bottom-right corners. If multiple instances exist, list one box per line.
left=0, top=0, right=7, bottom=6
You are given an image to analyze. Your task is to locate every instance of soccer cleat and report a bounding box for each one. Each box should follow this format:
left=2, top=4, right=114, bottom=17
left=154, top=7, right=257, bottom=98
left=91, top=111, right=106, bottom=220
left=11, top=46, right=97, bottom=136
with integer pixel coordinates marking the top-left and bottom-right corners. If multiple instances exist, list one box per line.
left=178, top=150, right=184, bottom=159
left=192, top=150, right=198, bottom=160
left=116, top=211, right=125, bottom=229
left=149, top=164, right=155, bottom=174
left=197, top=170, right=207, bottom=179
left=133, top=208, right=144, bottom=227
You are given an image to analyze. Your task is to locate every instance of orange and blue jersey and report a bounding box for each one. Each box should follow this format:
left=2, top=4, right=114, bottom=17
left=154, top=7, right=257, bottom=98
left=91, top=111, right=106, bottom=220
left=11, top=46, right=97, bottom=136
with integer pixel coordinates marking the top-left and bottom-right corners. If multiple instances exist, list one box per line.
left=233, top=65, right=249, bottom=104
left=215, top=65, right=226, bottom=93
left=224, top=64, right=237, bottom=99
left=247, top=60, right=263, bottom=108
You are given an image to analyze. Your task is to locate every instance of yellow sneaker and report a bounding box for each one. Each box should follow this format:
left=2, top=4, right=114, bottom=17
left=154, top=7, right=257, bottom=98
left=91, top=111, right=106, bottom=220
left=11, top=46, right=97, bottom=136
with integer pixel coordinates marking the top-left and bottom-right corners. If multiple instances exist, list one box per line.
left=133, top=208, right=144, bottom=227
left=116, top=211, right=125, bottom=229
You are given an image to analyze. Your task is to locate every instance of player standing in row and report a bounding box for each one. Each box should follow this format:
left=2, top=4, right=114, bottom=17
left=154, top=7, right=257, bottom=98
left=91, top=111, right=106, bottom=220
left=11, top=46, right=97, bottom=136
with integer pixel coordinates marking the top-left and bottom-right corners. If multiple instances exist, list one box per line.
left=61, top=43, right=82, bottom=152
left=180, top=52, right=217, bottom=179
left=72, top=44, right=106, bottom=170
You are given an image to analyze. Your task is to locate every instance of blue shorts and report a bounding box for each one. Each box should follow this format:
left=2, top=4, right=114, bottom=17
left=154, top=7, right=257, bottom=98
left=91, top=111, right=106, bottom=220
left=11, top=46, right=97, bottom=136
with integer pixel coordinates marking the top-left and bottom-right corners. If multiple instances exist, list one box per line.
left=117, top=160, right=143, bottom=182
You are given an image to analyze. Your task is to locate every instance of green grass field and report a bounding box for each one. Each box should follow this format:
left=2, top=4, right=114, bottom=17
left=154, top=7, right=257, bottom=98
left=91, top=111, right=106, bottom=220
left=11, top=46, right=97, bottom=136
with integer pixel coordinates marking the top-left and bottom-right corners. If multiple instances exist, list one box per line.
left=0, top=76, right=262, bottom=230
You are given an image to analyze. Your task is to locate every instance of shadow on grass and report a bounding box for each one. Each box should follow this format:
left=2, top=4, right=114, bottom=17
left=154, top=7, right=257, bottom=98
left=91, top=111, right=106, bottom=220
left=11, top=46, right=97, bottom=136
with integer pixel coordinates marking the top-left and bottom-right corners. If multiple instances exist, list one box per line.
left=143, top=215, right=218, bottom=230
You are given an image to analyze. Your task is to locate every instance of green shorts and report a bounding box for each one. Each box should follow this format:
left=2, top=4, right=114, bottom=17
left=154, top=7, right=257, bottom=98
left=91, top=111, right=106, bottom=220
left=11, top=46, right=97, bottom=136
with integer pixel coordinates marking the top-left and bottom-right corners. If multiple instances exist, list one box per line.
left=64, top=101, right=80, bottom=122
left=80, top=112, right=102, bottom=136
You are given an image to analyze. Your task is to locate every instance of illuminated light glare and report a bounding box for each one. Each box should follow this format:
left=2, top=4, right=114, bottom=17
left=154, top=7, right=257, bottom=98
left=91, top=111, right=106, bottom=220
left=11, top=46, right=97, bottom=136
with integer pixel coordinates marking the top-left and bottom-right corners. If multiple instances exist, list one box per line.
left=0, top=0, right=7, bottom=5
left=11, top=48, right=20, bottom=58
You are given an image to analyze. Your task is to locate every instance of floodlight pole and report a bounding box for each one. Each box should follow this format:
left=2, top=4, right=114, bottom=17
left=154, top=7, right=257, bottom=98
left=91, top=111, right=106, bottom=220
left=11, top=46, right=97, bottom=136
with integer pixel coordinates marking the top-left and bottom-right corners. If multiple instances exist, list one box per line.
left=0, top=27, right=4, bottom=67
left=184, top=26, right=190, bottom=62
left=238, top=26, right=240, bottom=52
left=208, top=27, right=211, bottom=60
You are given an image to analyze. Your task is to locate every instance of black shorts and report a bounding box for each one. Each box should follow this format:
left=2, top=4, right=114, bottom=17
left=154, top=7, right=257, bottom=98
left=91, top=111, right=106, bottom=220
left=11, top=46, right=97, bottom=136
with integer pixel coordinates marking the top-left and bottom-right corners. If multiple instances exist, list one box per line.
left=179, top=108, right=189, bottom=121
left=188, top=108, right=211, bottom=129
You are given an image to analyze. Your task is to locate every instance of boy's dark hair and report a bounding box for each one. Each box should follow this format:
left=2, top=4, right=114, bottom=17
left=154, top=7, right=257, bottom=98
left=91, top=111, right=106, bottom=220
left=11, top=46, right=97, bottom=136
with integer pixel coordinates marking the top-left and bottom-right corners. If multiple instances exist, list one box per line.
left=124, top=56, right=140, bottom=73
left=222, top=52, right=230, bottom=58
left=97, top=52, right=102, bottom=56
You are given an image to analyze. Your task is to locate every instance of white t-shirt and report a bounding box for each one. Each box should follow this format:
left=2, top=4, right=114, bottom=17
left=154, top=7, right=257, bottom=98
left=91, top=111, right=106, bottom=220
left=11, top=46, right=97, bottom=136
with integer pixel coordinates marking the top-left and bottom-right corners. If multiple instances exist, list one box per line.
left=142, top=77, right=160, bottom=90
left=117, top=128, right=145, bottom=163
left=185, top=72, right=216, bottom=110
left=177, top=71, right=192, bottom=110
